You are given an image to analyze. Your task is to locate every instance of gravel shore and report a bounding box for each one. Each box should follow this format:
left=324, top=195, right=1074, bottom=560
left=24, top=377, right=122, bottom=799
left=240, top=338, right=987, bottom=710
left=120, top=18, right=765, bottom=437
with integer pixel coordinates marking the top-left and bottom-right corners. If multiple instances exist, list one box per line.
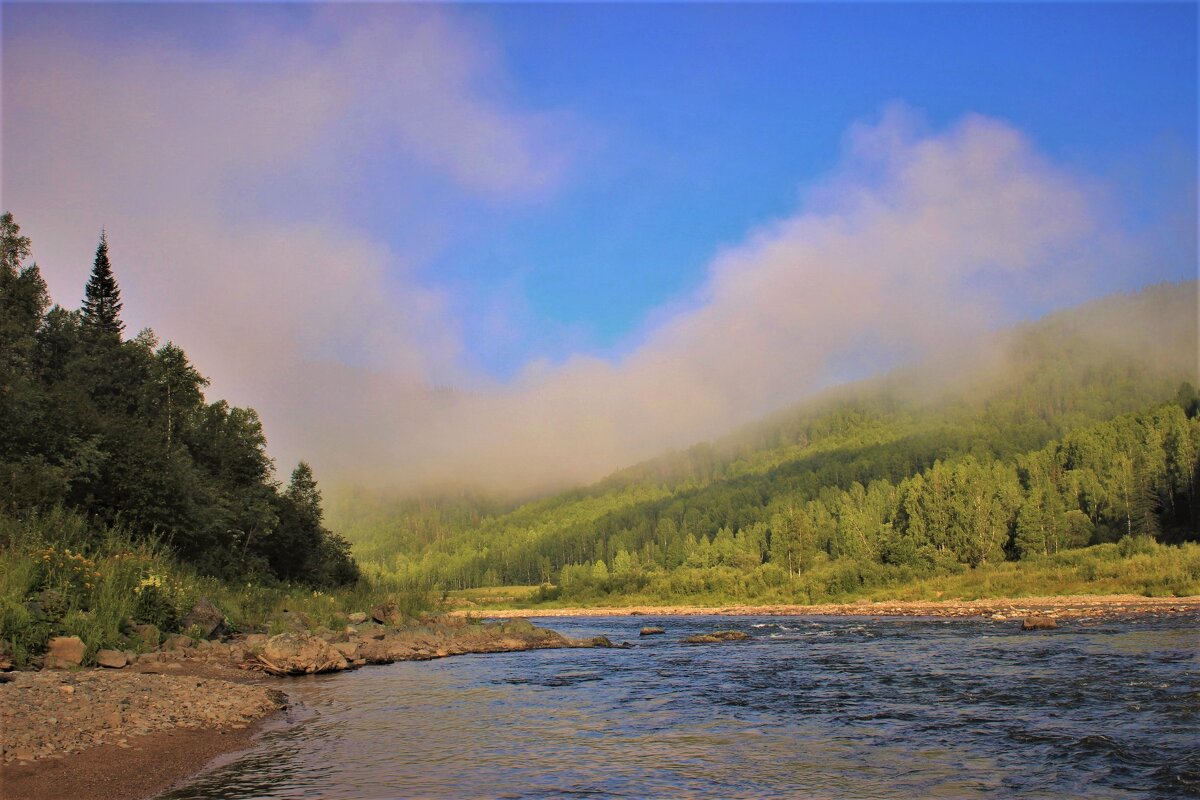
left=0, top=663, right=285, bottom=800
left=0, top=617, right=592, bottom=800
left=465, top=593, right=1200, bottom=619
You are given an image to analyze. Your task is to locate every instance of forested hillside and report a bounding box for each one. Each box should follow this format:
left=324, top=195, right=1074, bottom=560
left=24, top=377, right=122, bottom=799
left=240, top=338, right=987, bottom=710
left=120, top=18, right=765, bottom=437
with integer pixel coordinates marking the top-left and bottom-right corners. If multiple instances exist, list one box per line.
left=334, top=282, right=1200, bottom=602
left=0, top=213, right=357, bottom=587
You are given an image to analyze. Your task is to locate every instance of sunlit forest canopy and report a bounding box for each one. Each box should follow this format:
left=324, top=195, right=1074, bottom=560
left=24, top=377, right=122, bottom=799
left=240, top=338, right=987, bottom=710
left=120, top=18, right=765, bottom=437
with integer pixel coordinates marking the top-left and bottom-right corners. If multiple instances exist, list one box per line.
left=330, top=282, right=1199, bottom=600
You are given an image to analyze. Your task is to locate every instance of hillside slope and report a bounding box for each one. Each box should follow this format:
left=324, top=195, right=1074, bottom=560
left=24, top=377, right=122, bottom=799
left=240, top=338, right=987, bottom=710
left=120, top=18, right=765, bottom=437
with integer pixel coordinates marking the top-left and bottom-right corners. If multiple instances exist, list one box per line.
left=335, top=282, right=1199, bottom=599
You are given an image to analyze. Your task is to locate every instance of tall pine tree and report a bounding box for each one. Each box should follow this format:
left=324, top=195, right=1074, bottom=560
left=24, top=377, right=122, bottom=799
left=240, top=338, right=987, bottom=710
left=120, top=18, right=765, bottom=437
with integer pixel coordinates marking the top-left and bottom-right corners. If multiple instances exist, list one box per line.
left=81, top=230, right=124, bottom=340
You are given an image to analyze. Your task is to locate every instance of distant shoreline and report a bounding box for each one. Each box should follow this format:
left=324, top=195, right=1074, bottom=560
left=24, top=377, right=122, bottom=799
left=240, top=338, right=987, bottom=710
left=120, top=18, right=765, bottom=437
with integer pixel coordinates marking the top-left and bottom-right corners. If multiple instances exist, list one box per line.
left=455, top=594, right=1200, bottom=620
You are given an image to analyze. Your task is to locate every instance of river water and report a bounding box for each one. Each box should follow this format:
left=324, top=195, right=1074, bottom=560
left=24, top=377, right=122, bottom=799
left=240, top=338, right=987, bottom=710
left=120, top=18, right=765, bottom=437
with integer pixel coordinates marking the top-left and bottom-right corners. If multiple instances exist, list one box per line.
left=164, top=613, right=1199, bottom=799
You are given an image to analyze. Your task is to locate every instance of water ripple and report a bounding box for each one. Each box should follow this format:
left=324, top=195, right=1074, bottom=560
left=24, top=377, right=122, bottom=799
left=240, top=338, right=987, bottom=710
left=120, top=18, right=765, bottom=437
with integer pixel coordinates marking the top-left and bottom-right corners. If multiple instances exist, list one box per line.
left=164, top=612, right=1200, bottom=800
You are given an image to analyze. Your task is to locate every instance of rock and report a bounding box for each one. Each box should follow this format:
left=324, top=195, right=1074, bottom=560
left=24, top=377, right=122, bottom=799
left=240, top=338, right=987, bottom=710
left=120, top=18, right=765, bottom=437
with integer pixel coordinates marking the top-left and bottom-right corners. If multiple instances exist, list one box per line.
left=639, top=626, right=665, bottom=636
left=356, top=624, right=387, bottom=640
left=357, top=639, right=393, bottom=664
left=589, top=635, right=616, bottom=648
left=180, top=598, right=228, bottom=640
left=255, top=633, right=348, bottom=675
left=163, top=634, right=195, bottom=651
left=45, top=636, right=86, bottom=669
left=332, top=641, right=359, bottom=659
left=95, top=650, right=128, bottom=669
left=131, top=624, right=160, bottom=647
left=1021, top=616, right=1058, bottom=631
left=371, top=602, right=402, bottom=626
left=280, top=610, right=312, bottom=631
left=242, top=634, right=268, bottom=650
left=683, top=630, right=751, bottom=644
left=347, top=612, right=368, bottom=625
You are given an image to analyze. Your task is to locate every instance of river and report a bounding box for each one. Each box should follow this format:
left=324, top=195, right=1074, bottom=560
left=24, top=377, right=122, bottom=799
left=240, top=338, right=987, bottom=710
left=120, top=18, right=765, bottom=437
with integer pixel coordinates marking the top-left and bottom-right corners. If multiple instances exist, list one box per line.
left=163, top=613, right=1199, bottom=799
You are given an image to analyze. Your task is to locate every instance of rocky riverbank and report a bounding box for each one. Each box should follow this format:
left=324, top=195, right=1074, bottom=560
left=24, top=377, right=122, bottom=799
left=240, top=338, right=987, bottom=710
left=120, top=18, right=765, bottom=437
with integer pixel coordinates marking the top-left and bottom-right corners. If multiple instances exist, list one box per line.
left=0, top=615, right=607, bottom=800
left=465, top=593, right=1200, bottom=620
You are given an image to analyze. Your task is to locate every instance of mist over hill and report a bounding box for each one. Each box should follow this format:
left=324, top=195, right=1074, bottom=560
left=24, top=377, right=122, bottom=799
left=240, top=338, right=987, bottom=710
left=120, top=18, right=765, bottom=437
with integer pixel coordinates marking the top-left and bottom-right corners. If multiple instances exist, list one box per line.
left=330, top=281, right=1198, bottom=602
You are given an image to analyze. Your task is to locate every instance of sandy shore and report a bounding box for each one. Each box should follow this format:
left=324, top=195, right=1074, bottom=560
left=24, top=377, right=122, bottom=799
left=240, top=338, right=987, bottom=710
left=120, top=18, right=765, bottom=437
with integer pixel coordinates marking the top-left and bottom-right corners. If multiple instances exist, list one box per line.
left=0, top=660, right=285, bottom=800
left=461, top=593, right=1200, bottom=619
left=0, top=618, right=593, bottom=800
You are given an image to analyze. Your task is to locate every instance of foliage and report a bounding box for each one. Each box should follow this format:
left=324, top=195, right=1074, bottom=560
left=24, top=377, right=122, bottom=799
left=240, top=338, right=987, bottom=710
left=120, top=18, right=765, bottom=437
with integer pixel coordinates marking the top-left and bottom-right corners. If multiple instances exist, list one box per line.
left=0, top=213, right=357, bottom=588
left=334, top=283, right=1198, bottom=606
left=0, top=509, right=433, bottom=667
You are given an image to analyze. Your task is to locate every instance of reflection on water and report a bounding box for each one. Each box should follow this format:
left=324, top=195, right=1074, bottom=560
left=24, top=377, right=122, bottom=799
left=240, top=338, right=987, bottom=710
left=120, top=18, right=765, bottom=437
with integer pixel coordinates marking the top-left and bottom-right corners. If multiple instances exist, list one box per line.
left=164, top=613, right=1200, bottom=799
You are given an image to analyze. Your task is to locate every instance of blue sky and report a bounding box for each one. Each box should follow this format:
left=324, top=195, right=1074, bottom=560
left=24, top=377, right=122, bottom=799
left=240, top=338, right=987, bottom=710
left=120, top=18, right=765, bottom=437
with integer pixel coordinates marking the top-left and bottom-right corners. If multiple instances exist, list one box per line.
left=4, top=2, right=1196, bottom=488
left=445, top=3, right=1198, bottom=374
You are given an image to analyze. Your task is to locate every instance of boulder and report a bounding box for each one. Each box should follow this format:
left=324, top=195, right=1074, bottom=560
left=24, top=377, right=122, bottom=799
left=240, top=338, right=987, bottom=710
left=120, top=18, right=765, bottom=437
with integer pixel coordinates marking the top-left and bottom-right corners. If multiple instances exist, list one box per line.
left=131, top=623, right=160, bottom=647
left=45, top=636, right=86, bottom=668
left=180, top=597, right=228, bottom=640
left=280, top=609, right=313, bottom=631
left=371, top=602, right=402, bottom=626
left=162, top=634, right=195, bottom=651
left=347, top=612, right=368, bottom=625
left=590, top=638, right=628, bottom=652
left=639, top=626, right=665, bottom=636
left=682, top=630, right=751, bottom=644
left=357, top=639, right=394, bottom=664
left=242, top=633, right=268, bottom=650
left=95, top=649, right=128, bottom=669
left=255, top=632, right=348, bottom=675
left=1021, top=616, right=1058, bottom=631
left=356, top=624, right=387, bottom=640
left=332, top=641, right=359, bottom=659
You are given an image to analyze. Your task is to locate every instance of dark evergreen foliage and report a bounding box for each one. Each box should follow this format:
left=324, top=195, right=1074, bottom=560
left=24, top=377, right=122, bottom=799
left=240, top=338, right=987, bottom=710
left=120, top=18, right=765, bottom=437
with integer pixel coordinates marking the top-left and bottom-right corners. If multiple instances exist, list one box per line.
left=0, top=214, right=358, bottom=587
left=81, top=231, right=124, bottom=340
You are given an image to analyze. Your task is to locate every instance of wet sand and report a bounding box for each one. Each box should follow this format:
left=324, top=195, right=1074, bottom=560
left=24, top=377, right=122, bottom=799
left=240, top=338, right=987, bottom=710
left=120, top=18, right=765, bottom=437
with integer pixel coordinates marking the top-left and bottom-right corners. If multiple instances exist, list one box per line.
left=0, top=715, right=272, bottom=800
left=0, top=619, right=588, bottom=800
left=0, top=660, right=283, bottom=800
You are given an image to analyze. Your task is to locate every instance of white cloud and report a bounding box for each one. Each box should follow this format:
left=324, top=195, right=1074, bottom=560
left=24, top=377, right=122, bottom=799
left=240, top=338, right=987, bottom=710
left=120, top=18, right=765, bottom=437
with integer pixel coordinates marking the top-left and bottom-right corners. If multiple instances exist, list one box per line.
left=4, top=7, right=1129, bottom=494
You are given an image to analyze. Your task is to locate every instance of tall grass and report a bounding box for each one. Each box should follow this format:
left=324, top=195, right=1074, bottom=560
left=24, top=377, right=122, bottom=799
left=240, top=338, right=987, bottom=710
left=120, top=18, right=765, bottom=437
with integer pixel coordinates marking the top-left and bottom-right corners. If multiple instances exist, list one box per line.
left=0, top=510, right=439, bottom=668
left=446, top=540, right=1200, bottom=610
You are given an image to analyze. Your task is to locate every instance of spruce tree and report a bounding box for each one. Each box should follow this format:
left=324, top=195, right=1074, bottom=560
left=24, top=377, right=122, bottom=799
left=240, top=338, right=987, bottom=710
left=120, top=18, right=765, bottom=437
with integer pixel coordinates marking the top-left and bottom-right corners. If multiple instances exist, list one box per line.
left=81, top=230, right=124, bottom=340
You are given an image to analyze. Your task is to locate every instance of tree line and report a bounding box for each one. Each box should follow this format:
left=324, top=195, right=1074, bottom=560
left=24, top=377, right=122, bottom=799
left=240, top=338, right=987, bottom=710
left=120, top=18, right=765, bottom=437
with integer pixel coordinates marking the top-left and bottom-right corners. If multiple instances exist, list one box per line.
left=334, top=282, right=1198, bottom=597
left=0, top=213, right=357, bottom=587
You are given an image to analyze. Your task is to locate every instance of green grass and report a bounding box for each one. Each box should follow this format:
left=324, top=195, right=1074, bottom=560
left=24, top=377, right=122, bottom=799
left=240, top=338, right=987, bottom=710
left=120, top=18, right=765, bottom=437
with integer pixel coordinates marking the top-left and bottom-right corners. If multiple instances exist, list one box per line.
left=0, top=510, right=437, bottom=668
left=440, top=540, right=1200, bottom=611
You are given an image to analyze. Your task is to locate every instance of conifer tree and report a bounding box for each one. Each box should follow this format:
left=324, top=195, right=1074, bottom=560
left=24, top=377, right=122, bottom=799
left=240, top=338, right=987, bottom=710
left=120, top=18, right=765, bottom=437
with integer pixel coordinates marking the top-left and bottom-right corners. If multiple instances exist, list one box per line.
left=81, top=230, right=124, bottom=340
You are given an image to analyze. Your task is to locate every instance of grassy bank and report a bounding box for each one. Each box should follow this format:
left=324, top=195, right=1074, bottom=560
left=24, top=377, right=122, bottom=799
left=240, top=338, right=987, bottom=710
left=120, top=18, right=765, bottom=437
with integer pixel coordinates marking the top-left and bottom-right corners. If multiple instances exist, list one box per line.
left=445, top=539, right=1200, bottom=611
left=0, top=510, right=434, bottom=669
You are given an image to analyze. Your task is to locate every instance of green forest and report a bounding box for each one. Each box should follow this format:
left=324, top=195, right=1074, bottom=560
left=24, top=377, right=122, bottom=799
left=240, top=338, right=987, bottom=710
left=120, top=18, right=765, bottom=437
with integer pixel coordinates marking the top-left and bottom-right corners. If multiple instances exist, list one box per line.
left=0, top=213, right=375, bottom=666
left=0, top=213, right=357, bottom=586
left=3, top=209, right=1198, bottom=657
left=332, top=282, right=1200, bottom=605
